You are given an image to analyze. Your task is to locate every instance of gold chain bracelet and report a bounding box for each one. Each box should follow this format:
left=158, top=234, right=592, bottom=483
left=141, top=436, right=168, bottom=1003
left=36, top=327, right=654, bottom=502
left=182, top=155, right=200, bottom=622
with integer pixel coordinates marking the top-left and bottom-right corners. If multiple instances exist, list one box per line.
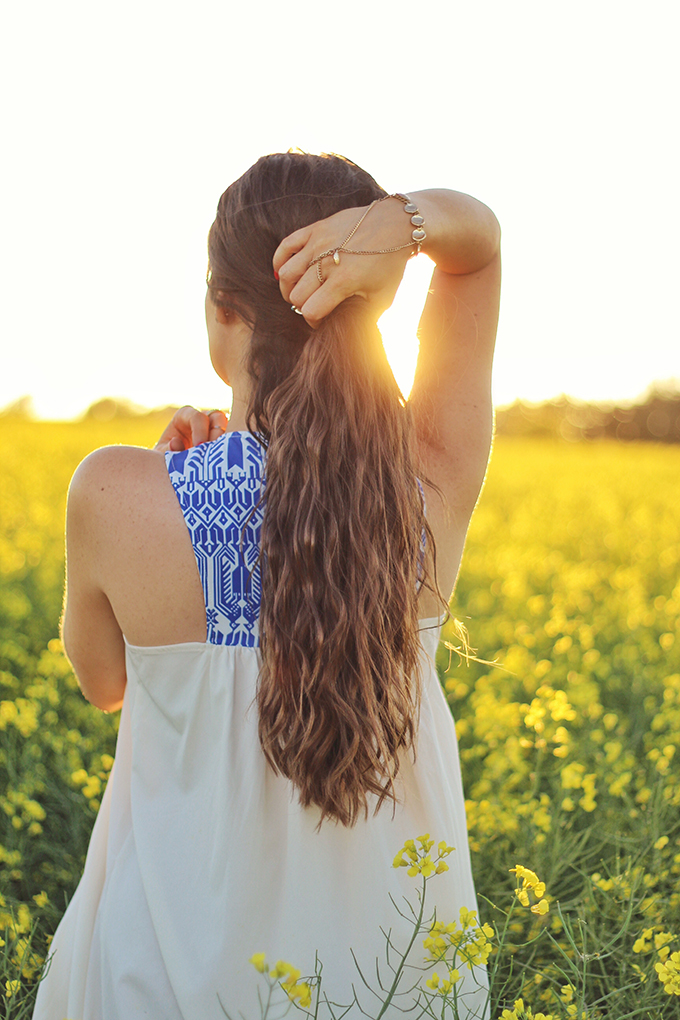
left=307, top=194, right=427, bottom=283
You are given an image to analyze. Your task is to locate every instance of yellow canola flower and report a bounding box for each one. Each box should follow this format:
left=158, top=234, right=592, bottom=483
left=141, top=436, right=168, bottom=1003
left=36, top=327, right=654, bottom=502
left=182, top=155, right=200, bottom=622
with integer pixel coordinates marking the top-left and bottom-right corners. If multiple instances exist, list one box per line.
left=633, top=928, right=654, bottom=954
left=417, top=833, right=435, bottom=851
left=393, top=836, right=455, bottom=875
left=499, top=1000, right=557, bottom=1020
left=408, top=855, right=435, bottom=878
left=82, top=775, right=102, bottom=800
left=287, top=981, right=312, bottom=1007
left=655, top=951, right=680, bottom=995
left=423, top=908, right=494, bottom=971
left=425, top=967, right=460, bottom=996
left=510, top=865, right=550, bottom=915
left=280, top=967, right=301, bottom=989
left=5, top=980, right=21, bottom=998
left=655, top=932, right=674, bottom=951
left=0, top=701, right=18, bottom=728
left=510, top=865, right=540, bottom=886
left=459, top=906, right=478, bottom=927
left=269, top=960, right=300, bottom=985
left=249, top=952, right=267, bottom=973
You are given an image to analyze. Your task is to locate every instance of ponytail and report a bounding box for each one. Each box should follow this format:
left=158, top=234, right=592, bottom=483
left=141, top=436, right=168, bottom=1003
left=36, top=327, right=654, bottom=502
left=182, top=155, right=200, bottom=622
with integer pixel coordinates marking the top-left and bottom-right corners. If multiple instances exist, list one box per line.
left=256, top=299, right=429, bottom=826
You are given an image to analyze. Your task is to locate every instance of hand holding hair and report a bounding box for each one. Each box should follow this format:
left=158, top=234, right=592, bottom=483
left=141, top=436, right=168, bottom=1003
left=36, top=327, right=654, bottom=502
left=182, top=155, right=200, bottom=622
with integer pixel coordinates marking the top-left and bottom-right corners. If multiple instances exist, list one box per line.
left=273, top=189, right=500, bottom=328
left=273, top=197, right=418, bottom=328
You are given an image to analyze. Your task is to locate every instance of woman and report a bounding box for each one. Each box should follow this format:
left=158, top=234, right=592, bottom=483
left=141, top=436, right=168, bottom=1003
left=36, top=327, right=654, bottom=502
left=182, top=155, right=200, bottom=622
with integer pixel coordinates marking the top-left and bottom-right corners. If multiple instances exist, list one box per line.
left=34, top=152, right=500, bottom=1019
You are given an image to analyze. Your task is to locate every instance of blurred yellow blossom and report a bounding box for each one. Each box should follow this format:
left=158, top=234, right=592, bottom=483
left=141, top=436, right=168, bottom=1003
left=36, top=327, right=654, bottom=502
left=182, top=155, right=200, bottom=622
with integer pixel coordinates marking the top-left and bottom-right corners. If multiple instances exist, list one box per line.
left=249, top=952, right=267, bottom=973
left=4, top=980, right=20, bottom=998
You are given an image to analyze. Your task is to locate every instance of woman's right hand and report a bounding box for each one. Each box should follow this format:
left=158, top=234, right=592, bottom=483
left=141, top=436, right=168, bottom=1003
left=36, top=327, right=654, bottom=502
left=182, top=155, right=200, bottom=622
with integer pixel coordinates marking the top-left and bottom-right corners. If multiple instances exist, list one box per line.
left=154, top=405, right=228, bottom=453
left=273, top=198, right=415, bottom=329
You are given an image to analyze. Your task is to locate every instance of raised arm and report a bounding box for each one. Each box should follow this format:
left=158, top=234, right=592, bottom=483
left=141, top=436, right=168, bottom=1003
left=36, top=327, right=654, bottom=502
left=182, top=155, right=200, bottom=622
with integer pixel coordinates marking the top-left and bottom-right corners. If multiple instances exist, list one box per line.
left=407, top=190, right=500, bottom=490
left=273, top=189, right=501, bottom=603
left=406, top=191, right=501, bottom=601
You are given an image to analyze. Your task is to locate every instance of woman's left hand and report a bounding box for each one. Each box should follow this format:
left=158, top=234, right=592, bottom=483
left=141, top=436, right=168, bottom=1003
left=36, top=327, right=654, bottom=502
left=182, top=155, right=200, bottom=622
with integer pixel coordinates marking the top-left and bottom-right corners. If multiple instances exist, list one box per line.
left=273, top=199, right=415, bottom=328
left=154, top=405, right=228, bottom=453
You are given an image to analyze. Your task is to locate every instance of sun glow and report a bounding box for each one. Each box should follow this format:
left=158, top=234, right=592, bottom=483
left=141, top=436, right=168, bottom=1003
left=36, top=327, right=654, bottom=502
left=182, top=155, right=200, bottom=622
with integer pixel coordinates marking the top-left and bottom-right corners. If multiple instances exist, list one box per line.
left=379, top=256, right=434, bottom=400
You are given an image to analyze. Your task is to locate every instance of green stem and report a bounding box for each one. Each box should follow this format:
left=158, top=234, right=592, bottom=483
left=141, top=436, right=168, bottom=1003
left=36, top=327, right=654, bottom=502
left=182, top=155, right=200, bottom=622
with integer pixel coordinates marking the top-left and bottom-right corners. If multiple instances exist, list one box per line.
left=261, top=976, right=274, bottom=1020
left=375, top=876, right=428, bottom=1020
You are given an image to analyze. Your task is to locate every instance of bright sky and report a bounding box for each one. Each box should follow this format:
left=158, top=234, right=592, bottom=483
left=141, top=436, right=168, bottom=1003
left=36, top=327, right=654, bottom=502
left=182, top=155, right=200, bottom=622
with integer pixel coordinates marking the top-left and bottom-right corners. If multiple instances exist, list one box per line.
left=1, top=0, right=678, bottom=419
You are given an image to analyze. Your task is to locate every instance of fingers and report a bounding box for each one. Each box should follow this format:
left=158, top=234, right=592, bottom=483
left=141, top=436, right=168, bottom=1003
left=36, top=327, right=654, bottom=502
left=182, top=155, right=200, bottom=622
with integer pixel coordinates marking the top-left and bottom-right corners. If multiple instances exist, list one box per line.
left=273, top=226, right=312, bottom=280
left=272, top=206, right=391, bottom=327
left=286, top=259, right=361, bottom=328
left=153, top=405, right=227, bottom=453
left=277, top=249, right=317, bottom=304
left=208, top=409, right=228, bottom=441
left=297, top=281, right=355, bottom=329
left=288, top=264, right=323, bottom=313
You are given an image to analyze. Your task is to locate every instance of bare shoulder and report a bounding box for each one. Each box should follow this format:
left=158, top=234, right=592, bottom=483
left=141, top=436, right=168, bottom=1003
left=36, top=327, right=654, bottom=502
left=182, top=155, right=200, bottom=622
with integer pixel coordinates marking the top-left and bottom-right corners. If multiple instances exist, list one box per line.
left=68, top=445, right=170, bottom=510
left=71, top=444, right=167, bottom=487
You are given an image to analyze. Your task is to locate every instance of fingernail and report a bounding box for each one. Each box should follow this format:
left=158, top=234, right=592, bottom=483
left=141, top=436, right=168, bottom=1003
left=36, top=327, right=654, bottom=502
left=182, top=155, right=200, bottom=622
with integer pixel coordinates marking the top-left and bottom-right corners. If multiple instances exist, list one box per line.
left=274, top=270, right=279, bottom=281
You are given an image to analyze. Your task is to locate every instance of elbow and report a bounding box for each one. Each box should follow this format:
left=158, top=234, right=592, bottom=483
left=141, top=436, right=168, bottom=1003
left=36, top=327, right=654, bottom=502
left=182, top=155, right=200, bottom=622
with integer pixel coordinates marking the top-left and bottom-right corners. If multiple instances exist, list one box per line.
left=79, top=681, right=125, bottom=714
left=64, top=644, right=127, bottom=713
left=61, top=613, right=127, bottom=712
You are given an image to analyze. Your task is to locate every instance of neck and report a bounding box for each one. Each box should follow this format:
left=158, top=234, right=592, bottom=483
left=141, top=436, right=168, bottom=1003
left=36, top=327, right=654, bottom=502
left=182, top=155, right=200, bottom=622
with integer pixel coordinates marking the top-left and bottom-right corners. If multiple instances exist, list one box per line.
left=227, top=392, right=250, bottom=432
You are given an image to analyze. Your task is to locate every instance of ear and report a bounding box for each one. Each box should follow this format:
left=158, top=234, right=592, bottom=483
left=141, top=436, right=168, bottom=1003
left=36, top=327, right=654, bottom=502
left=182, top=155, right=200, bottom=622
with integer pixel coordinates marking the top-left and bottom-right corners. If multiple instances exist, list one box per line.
left=215, top=306, right=231, bottom=326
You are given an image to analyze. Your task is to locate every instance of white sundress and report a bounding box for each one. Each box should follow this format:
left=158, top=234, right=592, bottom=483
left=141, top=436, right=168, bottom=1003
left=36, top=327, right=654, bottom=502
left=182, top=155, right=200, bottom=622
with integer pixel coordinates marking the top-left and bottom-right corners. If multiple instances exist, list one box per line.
left=33, top=430, right=488, bottom=1020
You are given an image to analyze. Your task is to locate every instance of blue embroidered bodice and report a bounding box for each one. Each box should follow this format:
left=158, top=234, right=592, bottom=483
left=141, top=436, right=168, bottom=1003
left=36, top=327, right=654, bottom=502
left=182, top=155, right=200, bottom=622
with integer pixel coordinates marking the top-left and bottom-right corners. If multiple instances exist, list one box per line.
left=166, top=431, right=265, bottom=647
left=166, top=430, right=428, bottom=646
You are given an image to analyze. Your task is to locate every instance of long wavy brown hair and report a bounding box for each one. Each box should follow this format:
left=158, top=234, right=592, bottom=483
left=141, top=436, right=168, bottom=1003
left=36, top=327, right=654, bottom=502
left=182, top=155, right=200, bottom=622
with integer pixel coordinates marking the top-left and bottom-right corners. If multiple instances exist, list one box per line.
left=207, top=152, right=440, bottom=826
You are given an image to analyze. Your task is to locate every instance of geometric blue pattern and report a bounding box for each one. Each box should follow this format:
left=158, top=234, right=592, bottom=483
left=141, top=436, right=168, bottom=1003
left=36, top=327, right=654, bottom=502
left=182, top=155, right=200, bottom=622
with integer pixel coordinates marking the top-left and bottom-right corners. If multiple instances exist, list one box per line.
left=166, top=431, right=265, bottom=647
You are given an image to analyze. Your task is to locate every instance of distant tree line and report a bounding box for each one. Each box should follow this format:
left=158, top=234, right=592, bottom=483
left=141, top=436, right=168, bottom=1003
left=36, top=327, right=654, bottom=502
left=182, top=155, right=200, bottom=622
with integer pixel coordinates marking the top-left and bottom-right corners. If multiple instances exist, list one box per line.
left=3, top=386, right=680, bottom=443
left=495, top=384, right=680, bottom=443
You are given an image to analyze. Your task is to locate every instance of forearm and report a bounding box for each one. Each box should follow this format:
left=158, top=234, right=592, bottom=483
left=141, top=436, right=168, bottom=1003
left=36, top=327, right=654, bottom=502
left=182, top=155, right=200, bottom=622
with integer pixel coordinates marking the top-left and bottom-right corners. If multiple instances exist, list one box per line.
left=411, top=189, right=500, bottom=276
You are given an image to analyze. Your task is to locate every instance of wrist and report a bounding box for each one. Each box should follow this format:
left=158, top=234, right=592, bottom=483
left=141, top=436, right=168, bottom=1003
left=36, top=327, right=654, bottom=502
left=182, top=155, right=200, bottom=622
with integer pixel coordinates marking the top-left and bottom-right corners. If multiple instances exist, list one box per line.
left=409, top=189, right=500, bottom=275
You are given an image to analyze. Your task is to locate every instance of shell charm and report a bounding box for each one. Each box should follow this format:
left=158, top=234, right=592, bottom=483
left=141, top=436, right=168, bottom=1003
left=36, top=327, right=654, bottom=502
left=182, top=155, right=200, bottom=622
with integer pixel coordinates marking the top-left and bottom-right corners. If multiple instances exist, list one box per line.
left=333, top=250, right=341, bottom=265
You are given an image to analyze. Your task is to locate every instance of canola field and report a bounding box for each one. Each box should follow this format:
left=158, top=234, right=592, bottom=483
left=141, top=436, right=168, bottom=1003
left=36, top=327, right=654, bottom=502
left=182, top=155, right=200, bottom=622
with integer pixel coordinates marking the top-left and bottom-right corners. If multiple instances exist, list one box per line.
left=1, top=418, right=679, bottom=1019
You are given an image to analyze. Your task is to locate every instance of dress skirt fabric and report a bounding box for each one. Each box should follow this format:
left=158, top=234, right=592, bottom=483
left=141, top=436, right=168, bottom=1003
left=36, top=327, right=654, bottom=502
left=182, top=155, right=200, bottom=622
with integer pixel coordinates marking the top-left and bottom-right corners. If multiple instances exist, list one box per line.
left=34, top=630, right=488, bottom=1019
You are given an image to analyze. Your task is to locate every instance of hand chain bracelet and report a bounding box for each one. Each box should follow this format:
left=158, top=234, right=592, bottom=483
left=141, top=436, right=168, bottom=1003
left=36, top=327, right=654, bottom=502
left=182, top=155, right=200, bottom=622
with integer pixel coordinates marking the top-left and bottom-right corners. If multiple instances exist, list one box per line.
left=307, top=193, right=427, bottom=284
